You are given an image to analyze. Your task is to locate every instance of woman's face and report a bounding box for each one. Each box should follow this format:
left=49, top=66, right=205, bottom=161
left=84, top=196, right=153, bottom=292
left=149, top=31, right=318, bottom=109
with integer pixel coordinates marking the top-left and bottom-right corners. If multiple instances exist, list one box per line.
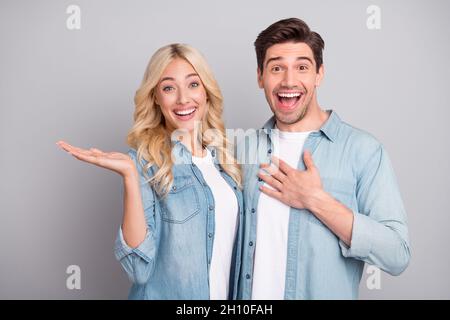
left=155, top=58, right=208, bottom=133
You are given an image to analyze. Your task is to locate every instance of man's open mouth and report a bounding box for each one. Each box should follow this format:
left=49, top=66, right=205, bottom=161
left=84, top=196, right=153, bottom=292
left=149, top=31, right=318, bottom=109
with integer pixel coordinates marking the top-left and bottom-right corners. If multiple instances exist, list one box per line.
left=276, top=92, right=303, bottom=109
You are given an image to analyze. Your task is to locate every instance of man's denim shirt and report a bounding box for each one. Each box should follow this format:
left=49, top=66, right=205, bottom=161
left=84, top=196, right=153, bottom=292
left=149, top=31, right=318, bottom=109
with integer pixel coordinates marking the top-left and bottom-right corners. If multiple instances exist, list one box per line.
left=114, top=141, right=244, bottom=300
left=237, top=110, right=411, bottom=299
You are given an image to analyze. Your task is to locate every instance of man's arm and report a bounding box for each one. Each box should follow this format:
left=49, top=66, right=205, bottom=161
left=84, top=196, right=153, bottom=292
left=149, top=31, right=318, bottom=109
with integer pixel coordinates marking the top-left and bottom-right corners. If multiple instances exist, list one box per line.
left=306, top=189, right=354, bottom=246
left=259, top=148, right=411, bottom=275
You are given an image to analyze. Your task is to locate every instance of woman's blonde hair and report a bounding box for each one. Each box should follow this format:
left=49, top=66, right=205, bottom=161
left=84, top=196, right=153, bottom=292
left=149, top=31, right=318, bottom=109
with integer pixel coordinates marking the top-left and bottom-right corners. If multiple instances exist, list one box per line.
left=127, top=43, right=242, bottom=196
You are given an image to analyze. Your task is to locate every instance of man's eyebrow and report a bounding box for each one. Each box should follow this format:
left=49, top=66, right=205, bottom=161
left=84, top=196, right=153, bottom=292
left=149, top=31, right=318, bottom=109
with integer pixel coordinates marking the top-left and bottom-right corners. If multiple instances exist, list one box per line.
left=160, top=73, right=199, bottom=83
left=265, top=56, right=314, bottom=67
left=265, top=57, right=282, bottom=67
left=296, top=56, right=314, bottom=64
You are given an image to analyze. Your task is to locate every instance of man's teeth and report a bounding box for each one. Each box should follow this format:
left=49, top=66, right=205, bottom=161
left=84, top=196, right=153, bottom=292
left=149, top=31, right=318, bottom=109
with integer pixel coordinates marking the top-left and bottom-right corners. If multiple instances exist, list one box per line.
left=174, top=108, right=196, bottom=116
left=277, top=93, right=301, bottom=98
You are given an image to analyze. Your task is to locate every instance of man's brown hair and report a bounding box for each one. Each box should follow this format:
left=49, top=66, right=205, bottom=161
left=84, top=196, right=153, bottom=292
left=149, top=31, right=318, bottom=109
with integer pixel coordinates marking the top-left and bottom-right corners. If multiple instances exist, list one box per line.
left=254, top=18, right=324, bottom=73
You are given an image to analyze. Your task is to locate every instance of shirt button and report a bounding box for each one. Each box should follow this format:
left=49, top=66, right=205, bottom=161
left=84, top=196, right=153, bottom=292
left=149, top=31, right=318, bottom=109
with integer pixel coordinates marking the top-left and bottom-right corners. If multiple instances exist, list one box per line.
left=203, top=182, right=207, bottom=187
left=251, top=208, right=255, bottom=213
left=249, top=241, right=253, bottom=246
left=208, top=233, right=213, bottom=238
left=268, top=149, right=272, bottom=154
left=233, top=186, right=237, bottom=190
left=209, top=205, right=214, bottom=210
left=246, top=274, right=251, bottom=279
left=172, top=186, right=177, bottom=191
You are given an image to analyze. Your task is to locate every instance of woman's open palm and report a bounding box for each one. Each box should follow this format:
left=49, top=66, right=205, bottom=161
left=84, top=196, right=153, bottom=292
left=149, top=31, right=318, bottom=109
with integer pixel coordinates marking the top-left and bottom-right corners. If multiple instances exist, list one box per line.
left=56, top=140, right=135, bottom=177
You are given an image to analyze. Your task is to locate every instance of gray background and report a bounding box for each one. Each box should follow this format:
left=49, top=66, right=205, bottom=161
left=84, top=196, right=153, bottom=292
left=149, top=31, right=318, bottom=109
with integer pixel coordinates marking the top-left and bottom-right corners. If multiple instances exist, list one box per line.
left=1, top=0, right=449, bottom=299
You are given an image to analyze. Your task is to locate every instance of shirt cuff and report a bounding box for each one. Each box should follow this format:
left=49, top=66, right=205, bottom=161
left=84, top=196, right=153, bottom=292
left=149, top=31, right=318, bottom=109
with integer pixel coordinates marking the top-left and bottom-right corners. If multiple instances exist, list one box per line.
left=339, top=211, right=374, bottom=259
left=114, top=226, right=154, bottom=263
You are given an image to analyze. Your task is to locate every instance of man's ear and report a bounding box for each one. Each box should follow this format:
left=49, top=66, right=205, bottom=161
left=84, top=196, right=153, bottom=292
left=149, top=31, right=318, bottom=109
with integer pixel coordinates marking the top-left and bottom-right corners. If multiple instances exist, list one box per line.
left=315, top=64, right=324, bottom=87
left=257, top=67, right=264, bottom=88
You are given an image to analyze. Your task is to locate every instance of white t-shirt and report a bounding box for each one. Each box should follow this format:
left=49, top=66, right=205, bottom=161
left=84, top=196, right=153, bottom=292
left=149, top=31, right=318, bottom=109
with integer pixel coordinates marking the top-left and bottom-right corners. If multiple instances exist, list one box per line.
left=192, top=149, right=239, bottom=300
left=251, top=129, right=313, bottom=300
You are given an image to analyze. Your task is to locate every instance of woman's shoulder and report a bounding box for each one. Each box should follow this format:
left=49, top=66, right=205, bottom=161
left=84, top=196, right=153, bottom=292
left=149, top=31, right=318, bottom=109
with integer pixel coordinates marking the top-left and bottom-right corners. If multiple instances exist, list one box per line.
left=127, top=148, right=157, bottom=175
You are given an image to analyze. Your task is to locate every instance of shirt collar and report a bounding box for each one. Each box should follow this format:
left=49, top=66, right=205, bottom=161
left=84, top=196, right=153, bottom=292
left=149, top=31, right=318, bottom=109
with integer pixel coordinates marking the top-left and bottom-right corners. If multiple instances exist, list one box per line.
left=262, top=109, right=341, bottom=143
left=170, top=138, right=218, bottom=164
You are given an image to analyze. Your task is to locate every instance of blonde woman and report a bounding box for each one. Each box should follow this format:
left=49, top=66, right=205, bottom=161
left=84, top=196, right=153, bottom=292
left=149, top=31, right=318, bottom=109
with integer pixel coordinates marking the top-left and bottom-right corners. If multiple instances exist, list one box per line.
left=56, top=44, right=243, bottom=300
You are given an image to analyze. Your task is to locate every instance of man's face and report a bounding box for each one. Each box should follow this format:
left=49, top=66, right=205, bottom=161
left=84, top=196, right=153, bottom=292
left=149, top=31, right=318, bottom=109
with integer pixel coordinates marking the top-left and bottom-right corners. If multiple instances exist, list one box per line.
left=258, top=42, right=324, bottom=126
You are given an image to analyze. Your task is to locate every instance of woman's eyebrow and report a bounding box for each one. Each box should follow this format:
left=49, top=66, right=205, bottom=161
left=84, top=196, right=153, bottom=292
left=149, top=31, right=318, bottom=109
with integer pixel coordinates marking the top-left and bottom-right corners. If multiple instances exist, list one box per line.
left=160, top=73, right=199, bottom=83
left=186, top=73, right=199, bottom=79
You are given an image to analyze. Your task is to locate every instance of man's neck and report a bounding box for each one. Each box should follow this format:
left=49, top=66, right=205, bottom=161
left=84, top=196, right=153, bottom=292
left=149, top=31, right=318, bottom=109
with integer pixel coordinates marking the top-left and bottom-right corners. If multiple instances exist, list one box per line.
left=275, top=106, right=330, bottom=132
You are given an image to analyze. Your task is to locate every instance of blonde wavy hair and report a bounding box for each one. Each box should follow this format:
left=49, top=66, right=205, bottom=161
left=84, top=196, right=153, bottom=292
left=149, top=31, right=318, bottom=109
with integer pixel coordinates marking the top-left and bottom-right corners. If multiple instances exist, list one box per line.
left=127, top=43, right=242, bottom=196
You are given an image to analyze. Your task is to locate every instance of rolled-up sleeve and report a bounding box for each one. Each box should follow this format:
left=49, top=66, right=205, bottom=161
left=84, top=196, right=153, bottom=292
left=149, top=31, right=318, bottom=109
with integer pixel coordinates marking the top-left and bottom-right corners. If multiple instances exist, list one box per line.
left=339, top=145, right=411, bottom=276
left=113, top=149, right=159, bottom=285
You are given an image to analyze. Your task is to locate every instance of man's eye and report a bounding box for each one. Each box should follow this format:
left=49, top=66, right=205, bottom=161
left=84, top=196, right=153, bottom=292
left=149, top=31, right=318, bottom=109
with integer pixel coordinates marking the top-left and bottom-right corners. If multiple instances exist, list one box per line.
left=299, top=65, right=308, bottom=71
left=271, top=66, right=282, bottom=72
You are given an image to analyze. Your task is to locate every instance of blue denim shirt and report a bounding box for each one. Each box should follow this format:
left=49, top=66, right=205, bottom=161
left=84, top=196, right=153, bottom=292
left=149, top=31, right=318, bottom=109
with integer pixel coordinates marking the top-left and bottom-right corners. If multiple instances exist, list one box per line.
left=237, top=110, right=411, bottom=299
left=114, top=141, right=244, bottom=299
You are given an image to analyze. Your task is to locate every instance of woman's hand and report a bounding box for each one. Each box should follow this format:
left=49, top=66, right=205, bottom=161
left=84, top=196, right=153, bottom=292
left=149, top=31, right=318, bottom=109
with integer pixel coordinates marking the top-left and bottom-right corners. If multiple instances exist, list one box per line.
left=56, top=140, right=137, bottom=178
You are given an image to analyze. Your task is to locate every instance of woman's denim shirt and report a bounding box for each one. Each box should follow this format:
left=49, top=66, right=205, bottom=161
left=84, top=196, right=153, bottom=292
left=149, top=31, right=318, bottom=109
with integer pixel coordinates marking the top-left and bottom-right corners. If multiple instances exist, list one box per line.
left=114, top=141, right=244, bottom=300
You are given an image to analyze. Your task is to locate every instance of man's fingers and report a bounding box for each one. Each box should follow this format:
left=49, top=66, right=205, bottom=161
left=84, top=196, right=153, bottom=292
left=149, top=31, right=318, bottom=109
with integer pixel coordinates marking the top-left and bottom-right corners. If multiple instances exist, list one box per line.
left=258, top=171, right=283, bottom=191
left=259, top=185, right=283, bottom=201
left=303, top=150, right=316, bottom=170
left=271, top=156, right=292, bottom=174
left=260, top=162, right=287, bottom=183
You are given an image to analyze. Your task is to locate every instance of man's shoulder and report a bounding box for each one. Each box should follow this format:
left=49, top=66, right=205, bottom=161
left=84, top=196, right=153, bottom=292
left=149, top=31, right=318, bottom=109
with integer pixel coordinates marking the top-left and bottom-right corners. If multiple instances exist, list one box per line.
left=337, top=120, right=382, bottom=153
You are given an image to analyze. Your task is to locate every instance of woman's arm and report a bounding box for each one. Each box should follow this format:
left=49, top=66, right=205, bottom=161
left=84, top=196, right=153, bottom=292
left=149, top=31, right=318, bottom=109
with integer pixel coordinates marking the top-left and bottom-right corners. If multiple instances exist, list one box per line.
left=56, top=140, right=148, bottom=248
left=121, top=169, right=147, bottom=248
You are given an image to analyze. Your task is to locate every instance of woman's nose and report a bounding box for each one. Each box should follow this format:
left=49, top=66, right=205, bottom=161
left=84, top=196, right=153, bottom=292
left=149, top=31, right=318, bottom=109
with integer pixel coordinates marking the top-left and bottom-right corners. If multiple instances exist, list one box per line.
left=176, top=89, right=189, bottom=105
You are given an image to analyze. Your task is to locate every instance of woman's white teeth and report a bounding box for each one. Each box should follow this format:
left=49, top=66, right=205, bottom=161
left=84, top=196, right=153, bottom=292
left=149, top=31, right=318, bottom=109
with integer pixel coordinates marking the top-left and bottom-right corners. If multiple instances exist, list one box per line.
left=278, top=93, right=301, bottom=98
left=175, top=108, right=196, bottom=116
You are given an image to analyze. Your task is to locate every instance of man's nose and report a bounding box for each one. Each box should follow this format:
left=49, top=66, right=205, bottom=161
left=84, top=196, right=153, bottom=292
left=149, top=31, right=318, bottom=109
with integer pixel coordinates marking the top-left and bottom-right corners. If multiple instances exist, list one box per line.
left=281, top=69, right=296, bottom=88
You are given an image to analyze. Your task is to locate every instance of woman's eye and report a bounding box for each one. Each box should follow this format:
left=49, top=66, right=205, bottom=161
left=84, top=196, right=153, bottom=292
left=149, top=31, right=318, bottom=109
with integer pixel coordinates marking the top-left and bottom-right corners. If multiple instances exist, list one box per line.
left=190, top=82, right=200, bottom=88
left=162, top=86, right=174, bottom=92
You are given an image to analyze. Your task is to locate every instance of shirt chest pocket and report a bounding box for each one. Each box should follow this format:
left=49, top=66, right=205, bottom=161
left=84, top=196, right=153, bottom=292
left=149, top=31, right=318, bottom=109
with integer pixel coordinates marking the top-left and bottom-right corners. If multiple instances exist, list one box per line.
left=308, top=177, right=355, bottom=227
left=159, top=175, right=201, bottom=223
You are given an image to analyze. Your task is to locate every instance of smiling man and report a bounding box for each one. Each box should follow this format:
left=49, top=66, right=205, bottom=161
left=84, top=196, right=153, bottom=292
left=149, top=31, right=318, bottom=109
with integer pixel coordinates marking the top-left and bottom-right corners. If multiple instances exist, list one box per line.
left=237, top=18, right=411, bottom=300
